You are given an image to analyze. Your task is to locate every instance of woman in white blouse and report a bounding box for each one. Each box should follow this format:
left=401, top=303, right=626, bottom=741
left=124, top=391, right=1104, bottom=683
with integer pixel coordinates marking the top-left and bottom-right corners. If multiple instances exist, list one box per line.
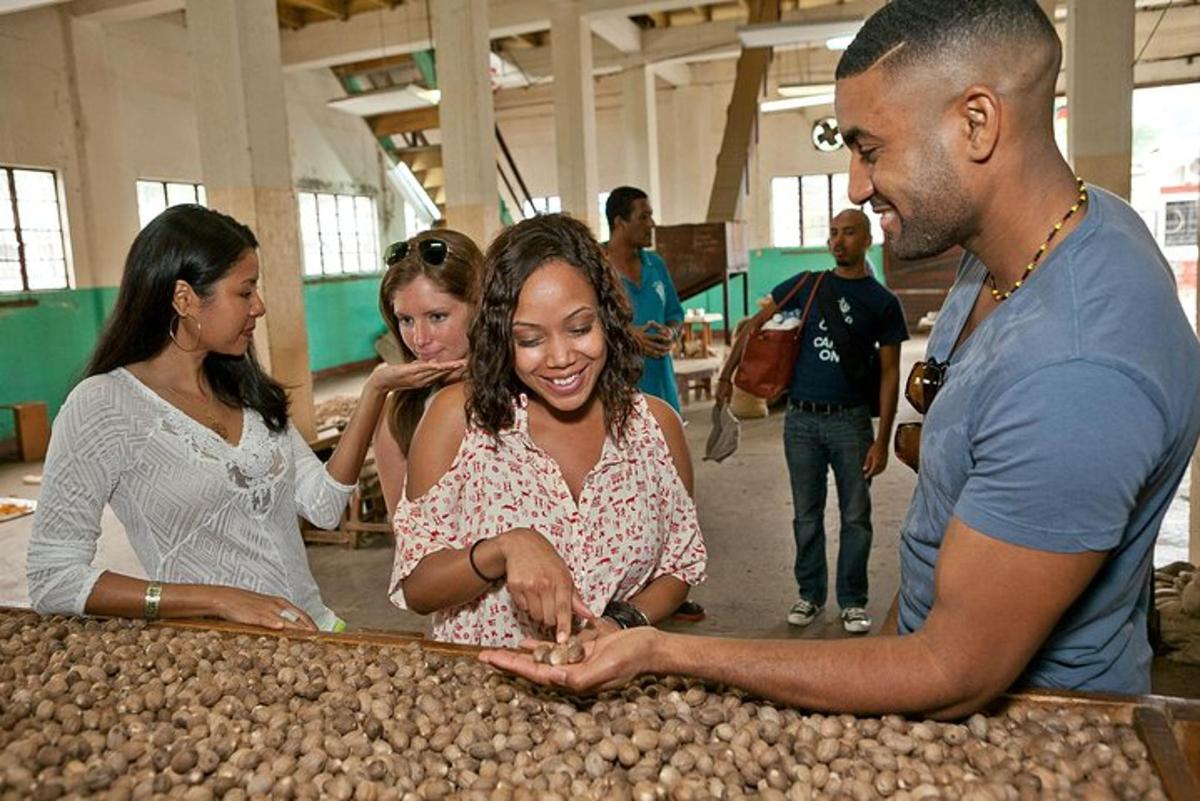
left=26, top=205, right=421, bottom=632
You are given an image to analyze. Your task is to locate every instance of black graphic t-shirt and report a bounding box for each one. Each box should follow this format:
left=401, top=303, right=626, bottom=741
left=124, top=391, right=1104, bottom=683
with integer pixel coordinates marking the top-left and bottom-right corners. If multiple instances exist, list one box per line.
left=770, top=270, right=909, bottom=405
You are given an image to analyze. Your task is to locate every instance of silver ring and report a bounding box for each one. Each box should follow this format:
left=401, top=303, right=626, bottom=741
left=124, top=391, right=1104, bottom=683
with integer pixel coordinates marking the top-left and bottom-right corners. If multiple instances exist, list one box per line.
left=279, top=609, right=299, bottom=623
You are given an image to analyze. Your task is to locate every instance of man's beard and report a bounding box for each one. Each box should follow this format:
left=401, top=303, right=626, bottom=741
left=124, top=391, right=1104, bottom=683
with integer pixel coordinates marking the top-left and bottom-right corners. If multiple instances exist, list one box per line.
left=887, top=147, right=974, bottom=260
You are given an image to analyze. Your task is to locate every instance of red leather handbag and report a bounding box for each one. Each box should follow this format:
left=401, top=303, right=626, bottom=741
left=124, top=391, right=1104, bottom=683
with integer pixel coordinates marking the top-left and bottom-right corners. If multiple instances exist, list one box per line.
left=734, top=272, right=824, bottom=402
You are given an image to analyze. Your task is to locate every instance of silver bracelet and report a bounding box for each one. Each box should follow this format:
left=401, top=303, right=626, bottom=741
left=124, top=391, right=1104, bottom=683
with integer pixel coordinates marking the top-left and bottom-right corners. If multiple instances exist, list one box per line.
left=144, top=581, right=162, bottom=620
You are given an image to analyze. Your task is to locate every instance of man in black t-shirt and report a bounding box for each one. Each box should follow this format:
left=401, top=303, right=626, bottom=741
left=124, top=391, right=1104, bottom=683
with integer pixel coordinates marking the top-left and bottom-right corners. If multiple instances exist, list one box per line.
left=717, top=209, right=908, bottom=634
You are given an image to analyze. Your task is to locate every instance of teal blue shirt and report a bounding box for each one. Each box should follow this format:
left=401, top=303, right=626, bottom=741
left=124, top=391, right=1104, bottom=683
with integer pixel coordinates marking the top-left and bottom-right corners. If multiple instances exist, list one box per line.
left=620, top=250, right=684, bottom=412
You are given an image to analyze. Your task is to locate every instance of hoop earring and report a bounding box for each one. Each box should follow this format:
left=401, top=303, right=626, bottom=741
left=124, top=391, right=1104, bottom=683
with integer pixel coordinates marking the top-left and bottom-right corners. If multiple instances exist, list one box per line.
left=169, top=314, right=202, bottom=352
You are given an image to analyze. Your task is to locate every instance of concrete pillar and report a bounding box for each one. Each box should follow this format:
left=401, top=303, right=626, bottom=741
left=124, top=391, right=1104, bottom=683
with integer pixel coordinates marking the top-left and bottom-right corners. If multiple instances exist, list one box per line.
left=619, top=65, right=661, bottom=207
left=551, top=0, right=600, bottom=231
left=185, top=0, right=314, bottom=438
left=64, top=16, right=139, bottom=289
left=1066, top=0, right=1134, bottom=199
left=432, top=0, right=500, bottom=248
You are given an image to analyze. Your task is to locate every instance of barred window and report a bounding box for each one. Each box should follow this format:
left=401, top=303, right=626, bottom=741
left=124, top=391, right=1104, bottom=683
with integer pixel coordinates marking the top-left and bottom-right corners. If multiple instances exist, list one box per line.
left=136, top=179, right=206, bottom=229
left=298, top=192, right=381, bottom=277
left=0, top=166, right=69, bottom=293
left=770, top=173, right=883, bottom=248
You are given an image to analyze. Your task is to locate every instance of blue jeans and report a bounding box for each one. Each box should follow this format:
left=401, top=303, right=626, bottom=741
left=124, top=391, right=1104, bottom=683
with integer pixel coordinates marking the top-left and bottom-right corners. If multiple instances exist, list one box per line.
left=783, top=404, right=875, bottom=609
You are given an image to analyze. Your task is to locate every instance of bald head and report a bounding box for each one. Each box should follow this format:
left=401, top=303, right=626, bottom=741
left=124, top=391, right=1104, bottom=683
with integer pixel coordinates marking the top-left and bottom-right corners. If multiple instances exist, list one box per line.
left=833, top=208, right=870, bottom=230
left=829, top=209, right=872, bottom=269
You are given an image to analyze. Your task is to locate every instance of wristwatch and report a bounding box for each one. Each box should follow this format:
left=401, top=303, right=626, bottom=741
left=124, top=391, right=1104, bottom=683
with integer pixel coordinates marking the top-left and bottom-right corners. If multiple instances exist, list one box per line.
left=602, top=600, right=650, bottom=630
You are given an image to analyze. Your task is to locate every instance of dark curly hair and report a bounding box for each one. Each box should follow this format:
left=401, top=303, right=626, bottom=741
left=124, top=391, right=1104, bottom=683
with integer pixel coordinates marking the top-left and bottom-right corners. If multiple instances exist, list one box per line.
left=467, top=213, right=643, bottom=439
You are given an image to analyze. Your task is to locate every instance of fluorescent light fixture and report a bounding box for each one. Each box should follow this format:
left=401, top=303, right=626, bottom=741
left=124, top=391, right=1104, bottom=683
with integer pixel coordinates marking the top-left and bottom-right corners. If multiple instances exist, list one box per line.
left=777, top=82, right=834, bottom=99
left=826, top=35, right=855, bottom=51
left=737, top=18, right=862, bottom=49
left=327, top=85, right=438, bottom=117
left=390, top=161, right=440, bottom=222
left=414, top=87, right=441, bottom=105
left=761, top=95, right=835, bottom=113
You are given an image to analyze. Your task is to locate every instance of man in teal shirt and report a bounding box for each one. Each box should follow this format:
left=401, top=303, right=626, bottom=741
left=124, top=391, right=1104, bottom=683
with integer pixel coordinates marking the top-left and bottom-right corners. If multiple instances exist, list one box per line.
left=604, top=186, right=684, bottom=413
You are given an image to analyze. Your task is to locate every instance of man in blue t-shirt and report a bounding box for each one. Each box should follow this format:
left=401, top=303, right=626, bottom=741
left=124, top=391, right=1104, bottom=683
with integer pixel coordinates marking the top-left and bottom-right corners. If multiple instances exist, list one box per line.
left=717, top=209, right=908, bottom=635
left=480, top=0, right=1200, bottom=717
left=604, top=186, right=684, bottom=413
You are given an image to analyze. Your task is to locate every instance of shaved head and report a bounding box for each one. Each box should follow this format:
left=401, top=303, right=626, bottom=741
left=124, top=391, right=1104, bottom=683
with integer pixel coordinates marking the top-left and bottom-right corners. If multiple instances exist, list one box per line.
left=838, top=0, right=1060, bottom=135
left=833, top=208, right=870, bottom=229
left=837, top=0, right=1059, bottom=84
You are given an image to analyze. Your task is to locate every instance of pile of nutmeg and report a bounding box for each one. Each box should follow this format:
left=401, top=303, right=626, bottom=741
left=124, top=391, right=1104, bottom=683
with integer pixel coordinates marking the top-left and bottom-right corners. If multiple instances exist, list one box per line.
left=0, top=611, right=1167, bottom=800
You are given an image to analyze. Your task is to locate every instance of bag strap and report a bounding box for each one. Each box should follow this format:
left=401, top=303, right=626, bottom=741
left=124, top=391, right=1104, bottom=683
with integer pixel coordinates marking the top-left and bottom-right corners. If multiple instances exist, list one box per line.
left=814, top=274, right=874, bottom=387
left=746, top=272, right=814, bottom=338
left=792, top=272, right=825, bottom=338
left=773, top=271, right=812, bottom=313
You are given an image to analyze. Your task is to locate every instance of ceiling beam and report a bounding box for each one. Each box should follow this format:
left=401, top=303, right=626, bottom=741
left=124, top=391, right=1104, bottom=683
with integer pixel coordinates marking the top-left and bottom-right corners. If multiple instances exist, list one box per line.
left=368, top=105, right=441, bottom=137
left=276, top=3, right=307, bottom=29
left=590, top=14, right=642, bottom=52
left=653, top=60, right=691, bottom=85
left=68, top=0, right=182, bottom=23
left=281, top=0, right=551, bottom=70
left=280, top=0, right=348, bottom=21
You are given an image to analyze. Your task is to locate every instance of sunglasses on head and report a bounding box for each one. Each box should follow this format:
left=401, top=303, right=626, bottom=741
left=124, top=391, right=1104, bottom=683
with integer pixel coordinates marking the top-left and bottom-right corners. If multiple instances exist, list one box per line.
left=894, top=358, right=948, bottom=473
left=384, top=237, right=449, bottom=268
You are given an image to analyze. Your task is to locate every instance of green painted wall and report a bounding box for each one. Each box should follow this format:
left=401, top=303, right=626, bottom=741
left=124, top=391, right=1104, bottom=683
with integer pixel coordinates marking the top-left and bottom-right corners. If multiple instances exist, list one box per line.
left=679, top=244, right=885, bottom=333
left=0, top=250, right=885, bottom=440
left=0, top=288, right=118, bottom=440
left=302, top=276, right=387, bottom=373
left=0, top=276, right=384, bottom=440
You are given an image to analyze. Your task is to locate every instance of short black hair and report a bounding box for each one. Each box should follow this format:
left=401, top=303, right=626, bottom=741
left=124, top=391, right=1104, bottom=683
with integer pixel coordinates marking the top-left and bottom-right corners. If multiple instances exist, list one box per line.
left=836, top=0, right=1058, bottom=80
left=605, top=186, right=648, bottom=230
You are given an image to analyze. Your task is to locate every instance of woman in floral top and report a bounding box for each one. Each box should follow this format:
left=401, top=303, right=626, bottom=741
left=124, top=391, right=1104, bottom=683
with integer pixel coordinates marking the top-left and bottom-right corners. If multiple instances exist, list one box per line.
left=390, top=213, right=707, bottom=647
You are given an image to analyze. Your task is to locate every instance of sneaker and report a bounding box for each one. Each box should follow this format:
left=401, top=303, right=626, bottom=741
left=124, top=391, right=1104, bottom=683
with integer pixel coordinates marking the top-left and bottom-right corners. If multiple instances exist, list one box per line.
left=787, top=599, right=823, bottom=627
left=841, top=607, right=872, bottom=634
left=671, top=600, right=706, bottom=622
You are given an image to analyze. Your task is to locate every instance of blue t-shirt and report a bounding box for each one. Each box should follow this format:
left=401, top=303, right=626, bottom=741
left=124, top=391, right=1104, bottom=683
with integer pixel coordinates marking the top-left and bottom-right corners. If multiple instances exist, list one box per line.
left=621, top=250, right=684, bottom=412
left=898, top=186, right=1200, bottom=694
left=770, top=271, right=909, bottom=405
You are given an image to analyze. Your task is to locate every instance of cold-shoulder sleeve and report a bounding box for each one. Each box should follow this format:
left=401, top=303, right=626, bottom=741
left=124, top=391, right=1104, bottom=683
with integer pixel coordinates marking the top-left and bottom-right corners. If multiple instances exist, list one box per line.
left=27, top=377, right=129, bottom=614
left=388, top=441, right=476, bottom=610
left=289, top=423, right=355, bottom=530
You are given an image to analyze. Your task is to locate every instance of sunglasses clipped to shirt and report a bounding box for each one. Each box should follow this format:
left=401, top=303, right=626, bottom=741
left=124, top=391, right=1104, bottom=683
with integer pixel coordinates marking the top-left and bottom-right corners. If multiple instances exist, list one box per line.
left=384, top=237, right=449, bottom=268
left=893, top=358, right=947, bottom=473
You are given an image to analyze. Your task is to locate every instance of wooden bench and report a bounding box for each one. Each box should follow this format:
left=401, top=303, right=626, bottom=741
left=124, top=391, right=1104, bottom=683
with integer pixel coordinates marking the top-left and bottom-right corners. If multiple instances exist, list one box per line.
left=674, top=363, right=716, bottom=406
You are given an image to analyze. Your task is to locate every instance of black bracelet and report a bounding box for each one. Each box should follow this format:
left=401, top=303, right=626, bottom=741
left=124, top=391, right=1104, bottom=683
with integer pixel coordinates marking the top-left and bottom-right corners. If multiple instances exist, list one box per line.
left=602, top=600, right=650, bottom=629
left=468, top=539, right=503, bottom=583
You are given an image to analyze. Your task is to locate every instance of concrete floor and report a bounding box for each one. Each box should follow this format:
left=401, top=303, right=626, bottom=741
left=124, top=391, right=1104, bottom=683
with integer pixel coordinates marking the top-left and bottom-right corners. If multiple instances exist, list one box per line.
left=2, top=334, right=1197, bottom=697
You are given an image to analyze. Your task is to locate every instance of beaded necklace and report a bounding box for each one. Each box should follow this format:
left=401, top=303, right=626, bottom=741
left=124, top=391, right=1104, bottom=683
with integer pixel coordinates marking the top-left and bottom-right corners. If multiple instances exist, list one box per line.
left=987, top=177, right=1088, bottom=302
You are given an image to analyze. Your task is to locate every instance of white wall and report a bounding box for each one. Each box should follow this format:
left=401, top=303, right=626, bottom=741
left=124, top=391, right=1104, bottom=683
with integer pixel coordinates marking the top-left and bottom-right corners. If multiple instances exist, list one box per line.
left=0, top=5, right=406, bottom=288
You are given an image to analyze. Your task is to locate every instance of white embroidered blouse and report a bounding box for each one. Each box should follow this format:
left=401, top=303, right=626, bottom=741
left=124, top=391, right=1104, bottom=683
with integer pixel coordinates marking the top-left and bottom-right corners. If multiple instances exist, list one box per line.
left=26, top=368, right=353, bottom=630
left=390, top=393, right=708, bottom=646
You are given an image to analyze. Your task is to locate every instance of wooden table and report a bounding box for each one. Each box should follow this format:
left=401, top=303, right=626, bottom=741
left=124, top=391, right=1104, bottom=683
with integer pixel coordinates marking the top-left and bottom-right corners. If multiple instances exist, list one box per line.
left=680, top=313, right=724, bottom=358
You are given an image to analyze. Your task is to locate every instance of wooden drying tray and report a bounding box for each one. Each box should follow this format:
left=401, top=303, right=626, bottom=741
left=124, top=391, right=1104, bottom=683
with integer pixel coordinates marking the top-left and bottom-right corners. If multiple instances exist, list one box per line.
left=128, top=617, right=1200, bottom=800
left=4, top=609, right=1199, bottom=799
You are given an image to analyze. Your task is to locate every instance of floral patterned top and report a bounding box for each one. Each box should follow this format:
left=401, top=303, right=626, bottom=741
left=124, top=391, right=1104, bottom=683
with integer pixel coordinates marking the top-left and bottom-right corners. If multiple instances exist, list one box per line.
left=389, top=393, right=707, bottom=646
